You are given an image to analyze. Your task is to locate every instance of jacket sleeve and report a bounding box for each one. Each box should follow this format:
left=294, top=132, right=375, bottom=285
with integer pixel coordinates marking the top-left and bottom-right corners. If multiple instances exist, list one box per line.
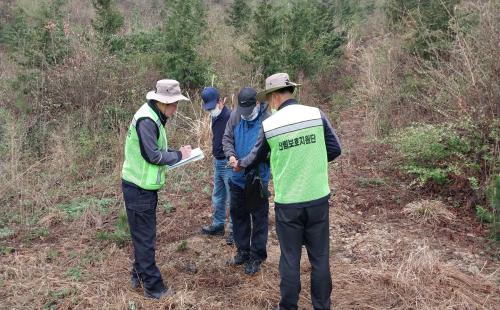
left=320, top=110, right=341, bottom=162
left=222, top=111, right=239, bottom=159
left=136, top=118, right=182, bottom=166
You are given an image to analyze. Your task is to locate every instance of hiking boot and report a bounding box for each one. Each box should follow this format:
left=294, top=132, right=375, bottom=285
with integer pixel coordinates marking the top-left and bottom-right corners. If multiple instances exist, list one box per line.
left=226, top=250, right=249, bottom=266
left=201, top=224, right=224, bottom=236
left=130, top=277, right=141, bottom=289
left=244, top=259, right=262, bottom=276
left=225, top=232, right=235, bottom=246
left=144, top=288, right=175, bottom=299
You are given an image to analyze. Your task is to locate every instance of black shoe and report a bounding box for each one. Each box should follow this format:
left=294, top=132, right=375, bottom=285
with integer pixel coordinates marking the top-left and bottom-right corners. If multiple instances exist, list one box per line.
left=201, top=224, right=224, bottom=236
left=226, top=250, right=249, bottom=266
left=225, top=232, right=235, bottom=246
left=131, top=277, right=141, bottom=289
left=244, top=259, right=261, bottom=276
left=144, top=288, right=175, bottom=299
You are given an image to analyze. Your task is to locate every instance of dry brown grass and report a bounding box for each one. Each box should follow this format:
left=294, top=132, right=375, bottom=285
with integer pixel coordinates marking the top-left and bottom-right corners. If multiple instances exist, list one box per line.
left=403, top=200, right=457, bottom=225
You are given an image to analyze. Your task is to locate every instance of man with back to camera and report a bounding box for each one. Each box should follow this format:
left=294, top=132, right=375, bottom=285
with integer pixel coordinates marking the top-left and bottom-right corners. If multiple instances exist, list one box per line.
left=236, top=73, right=341, bottom=309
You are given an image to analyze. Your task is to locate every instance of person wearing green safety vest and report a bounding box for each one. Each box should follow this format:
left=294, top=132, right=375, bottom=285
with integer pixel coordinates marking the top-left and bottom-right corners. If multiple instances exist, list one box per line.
left=121, top=79, right=192, bottom=299
left=235, top=73, right=342, bottom=310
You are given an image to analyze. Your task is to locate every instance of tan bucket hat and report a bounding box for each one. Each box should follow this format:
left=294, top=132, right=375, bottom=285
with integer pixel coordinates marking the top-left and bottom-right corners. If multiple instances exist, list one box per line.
left=257, top=73, right=301, bottom=101
left=146, top=79, right=190, bottom=104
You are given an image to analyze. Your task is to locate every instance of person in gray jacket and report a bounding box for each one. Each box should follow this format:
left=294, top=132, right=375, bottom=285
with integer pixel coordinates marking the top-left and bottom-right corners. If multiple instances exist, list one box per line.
left=222, top=87, right=271, bottom=275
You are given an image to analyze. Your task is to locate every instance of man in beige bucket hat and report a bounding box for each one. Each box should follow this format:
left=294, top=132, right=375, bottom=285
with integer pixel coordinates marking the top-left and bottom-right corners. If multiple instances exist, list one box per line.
left=237, top=73, right=342, bottom=310
left=121, top=79, right=192, bottom=299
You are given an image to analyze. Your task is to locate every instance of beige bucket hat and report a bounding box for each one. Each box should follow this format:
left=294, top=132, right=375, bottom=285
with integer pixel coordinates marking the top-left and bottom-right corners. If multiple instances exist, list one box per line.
left=257, top=73, right=301, bottom=101
left=146, top=79, right=190, bottom=104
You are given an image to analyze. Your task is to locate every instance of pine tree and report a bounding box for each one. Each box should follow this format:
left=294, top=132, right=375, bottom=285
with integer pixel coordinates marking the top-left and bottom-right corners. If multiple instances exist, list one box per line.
left=157, top=0, right=209, bottom=87
left=226, top=0, right=251, bottom=33
left=248, top=0, right=287, bottom=77
left=91, top=0, right=124, bottom=48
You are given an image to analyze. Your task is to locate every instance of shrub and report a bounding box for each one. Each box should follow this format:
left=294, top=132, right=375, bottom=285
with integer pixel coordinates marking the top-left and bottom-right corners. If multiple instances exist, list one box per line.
left=0, top=0, right=70, bottom=68
left=91, top=0, right=124, bottom=49
left=389, top=123, right=472, bottom=185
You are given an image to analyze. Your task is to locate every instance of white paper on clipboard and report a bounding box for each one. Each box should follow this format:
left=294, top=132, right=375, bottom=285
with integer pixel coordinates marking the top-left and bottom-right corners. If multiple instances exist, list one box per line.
left=167, top=147, right=204, bottom=170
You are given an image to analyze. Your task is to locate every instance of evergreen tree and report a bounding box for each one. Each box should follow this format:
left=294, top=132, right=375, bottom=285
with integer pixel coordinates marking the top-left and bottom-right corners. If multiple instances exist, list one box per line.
left=91, top=0, right=124, bottom=49
left=386, top=0, right=460, bottom=59
left=248, top=0, right=287, bottom=77
left=226, top=0, right=251, bottom=33
left=157, top=0, right=209, bottom=88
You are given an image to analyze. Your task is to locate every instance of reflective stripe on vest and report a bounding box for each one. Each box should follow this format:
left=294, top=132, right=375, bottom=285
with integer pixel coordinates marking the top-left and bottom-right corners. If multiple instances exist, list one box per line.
left=121, top=103, right=168, bottom=190
left=263, top=104, right=330, bottom=205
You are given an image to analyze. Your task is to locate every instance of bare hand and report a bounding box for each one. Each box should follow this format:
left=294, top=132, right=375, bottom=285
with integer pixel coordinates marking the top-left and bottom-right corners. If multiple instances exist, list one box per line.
left=229, top=156, right=238, bottom=168
left=233, top=161, right=241, bottom=172
left=180, top=145, right=192, bottom=160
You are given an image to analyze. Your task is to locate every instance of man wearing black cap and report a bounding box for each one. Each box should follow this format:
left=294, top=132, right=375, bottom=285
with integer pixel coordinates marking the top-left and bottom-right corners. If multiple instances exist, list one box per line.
left=222, top=87, right=271, bottom=275
left=200, top=87, right=234, bottom=245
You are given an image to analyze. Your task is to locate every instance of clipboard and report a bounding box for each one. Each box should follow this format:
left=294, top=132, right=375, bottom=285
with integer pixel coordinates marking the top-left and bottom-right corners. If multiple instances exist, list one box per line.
left=167, top=147, right=205, bottom=170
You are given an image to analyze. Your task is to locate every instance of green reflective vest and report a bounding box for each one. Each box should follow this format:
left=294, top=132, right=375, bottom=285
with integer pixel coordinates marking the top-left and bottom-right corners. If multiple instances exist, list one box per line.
left=263, top=104, right=330, bottom=204
left=122, top=103, right=167, bottom=190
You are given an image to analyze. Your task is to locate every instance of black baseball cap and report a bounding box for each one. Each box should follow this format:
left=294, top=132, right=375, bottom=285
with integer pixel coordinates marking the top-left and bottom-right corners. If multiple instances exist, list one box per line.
left=237, top=87, right=257, bottom=116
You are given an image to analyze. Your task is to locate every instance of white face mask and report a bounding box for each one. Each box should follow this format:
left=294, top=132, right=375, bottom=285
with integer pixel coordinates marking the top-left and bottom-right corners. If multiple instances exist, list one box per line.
left=210, top=106, right=222, bottom=118
left=241, top=105, right=260, bottom=121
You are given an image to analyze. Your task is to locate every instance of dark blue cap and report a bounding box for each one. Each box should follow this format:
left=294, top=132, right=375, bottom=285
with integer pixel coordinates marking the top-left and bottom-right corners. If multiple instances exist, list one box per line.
left=201, top=87, right=220, bottom=110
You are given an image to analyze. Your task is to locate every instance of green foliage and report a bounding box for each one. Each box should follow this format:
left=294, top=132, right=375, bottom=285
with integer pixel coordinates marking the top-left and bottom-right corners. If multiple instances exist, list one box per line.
left=390, top=123, right=472, bottom=186
left=226, top=0, right=251, bottom=33
left=476, top=206, right=494, bottom=224
left=65, top=267, right=82, bottom=281
left=162, top=202, right=175, bottom=215
left=356, top=177, right=386, bottom=188
left=0, top=0, right=70, bottom=67
left=0, top=245, right=15, bottom=255
left=0, top=227, right=14, bottom=239
left=247, top=0, right=349, bottom=78
left=485, top=175, right=500, bottom=240
left=91, top=0, right=124, bottom=49
left=248, top=0, right=286, bottom=76
left=23, top=227, right=50, bottom=243
left=96, top=209, right=130, bottom=247
left=57, top=197, right=114, bottom=219
left=44, top=288, right=73, bottom=310
left=386, top=0, right=460, bottom=59
left=155, top=0, right=210, bottom=87
left=176, top=240, right=188, bottom=252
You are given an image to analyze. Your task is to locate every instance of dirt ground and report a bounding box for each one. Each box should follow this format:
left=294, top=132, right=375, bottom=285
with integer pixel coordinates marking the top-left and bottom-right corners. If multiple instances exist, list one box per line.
left=1, top=106, right=499, bottom=309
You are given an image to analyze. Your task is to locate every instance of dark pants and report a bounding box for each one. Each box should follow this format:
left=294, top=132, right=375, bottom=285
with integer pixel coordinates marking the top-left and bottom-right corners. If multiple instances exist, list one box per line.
left=275, top=202, right=332, bottom=310
left=122, top=182, right=166, bottom=295
left=229, top=181, right=269, bottom=261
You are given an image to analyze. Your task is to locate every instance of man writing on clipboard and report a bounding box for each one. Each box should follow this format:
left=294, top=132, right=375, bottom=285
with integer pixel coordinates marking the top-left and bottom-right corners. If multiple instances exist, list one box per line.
left=121, top=79, right=192, bottom=299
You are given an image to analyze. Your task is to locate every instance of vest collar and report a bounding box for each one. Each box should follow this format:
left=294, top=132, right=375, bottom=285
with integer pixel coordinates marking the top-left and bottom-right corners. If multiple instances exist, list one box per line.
left=278, top=98, right=298, bottom=111
left=147, top=100, right=168, bottom=126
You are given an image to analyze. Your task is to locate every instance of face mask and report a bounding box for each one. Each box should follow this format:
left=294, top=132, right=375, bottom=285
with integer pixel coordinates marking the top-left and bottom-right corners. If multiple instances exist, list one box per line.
left=241, top=105, right=259, bottom=121
left=210, top=106, right=222, bottom=118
